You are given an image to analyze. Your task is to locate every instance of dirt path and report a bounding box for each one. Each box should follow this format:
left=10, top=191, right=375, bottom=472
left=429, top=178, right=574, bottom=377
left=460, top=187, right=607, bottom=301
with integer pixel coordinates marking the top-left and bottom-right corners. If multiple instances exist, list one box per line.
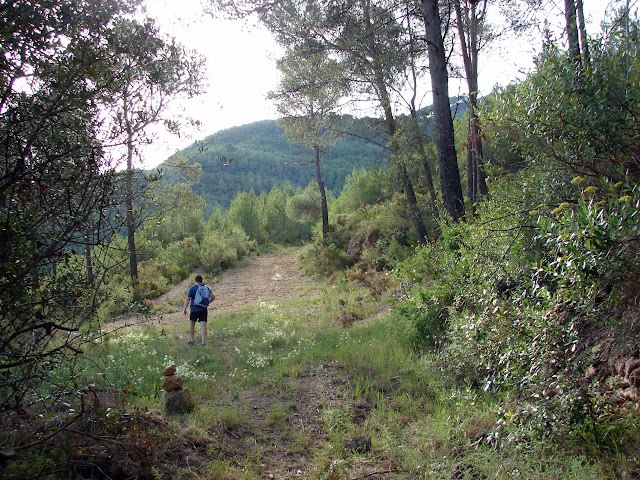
left=161, top=248, right=316, bottom=312
left=111, top=248, right=318, bottom=330
left=204, top=248, right=318, bottom=312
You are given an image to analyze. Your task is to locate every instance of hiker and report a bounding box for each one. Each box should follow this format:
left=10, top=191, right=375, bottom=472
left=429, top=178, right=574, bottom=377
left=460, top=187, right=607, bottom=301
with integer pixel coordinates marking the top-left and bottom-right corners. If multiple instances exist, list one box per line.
left=183, top=275, right=214, bottom=346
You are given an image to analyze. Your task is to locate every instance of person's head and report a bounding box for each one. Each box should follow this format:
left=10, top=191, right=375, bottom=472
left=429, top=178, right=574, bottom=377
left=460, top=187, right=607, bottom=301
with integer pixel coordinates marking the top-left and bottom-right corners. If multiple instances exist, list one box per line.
left=195, top=275, right=203, bottom=284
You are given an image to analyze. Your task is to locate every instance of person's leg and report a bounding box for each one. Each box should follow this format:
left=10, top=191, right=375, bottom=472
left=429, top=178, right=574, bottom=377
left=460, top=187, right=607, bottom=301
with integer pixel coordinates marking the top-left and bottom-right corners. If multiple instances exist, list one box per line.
left=189, top=321, right=196, bottom=344
left=200, top=321, right=207, bottom=345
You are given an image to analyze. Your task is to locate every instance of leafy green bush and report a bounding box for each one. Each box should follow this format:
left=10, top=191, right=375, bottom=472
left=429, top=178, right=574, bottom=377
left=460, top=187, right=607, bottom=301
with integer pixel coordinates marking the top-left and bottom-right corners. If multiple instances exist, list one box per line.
left=159, top=236, right=200, bottom=274
left=97, top=275, right=135, bottom=319
left=332, top=167, right=384, bottom=214
left=393, top=173, right=545, bottom=358
left=261, top=185, right=312, bottom=243
left=286, top=183, right=322, bottom=223
left=227, top=190, right=267, bottom=243
left=393, top=286, right=452, bottom=350
left=485, top=36, right=640, bottom=183
left=200, top=225, right=256, bottom=271
left=537, top=176, right=640, bottom=315
left=153, top=182, right=206, bottom=246
left=395, top=172, right=640, bottom=449
left=298, top=239, right=349, bottom=277
left=360, top=236, right=411, bottom=272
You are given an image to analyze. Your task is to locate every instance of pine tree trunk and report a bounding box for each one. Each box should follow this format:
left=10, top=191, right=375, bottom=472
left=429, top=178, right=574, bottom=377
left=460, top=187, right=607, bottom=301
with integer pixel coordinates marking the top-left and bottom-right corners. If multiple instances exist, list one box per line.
left=564, top=0, right=582, bottom=68
left=423, top=0, right=465, bottom=221
left=314, top=144, right=329, bottom=239
left=85, top=234, right=94, bottom=285
left=576, top=0, right=590, bottom=69
left=126, top=130, right=138, bottom=279
left=454, top=0, right=488, bottom=205
left=374, top=64, right=428, bottom=244
left=126, top=184, right=138, bottom=279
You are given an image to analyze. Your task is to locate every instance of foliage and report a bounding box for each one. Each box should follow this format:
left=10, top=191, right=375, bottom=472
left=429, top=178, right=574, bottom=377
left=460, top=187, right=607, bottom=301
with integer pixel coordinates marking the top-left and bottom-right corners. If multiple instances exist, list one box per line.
left=6, top=247, right=628, bottom=479
left=478, top=85, right=528, bottom=173
left=484, top=33, right=640, bottom=182
left=423, top=31, right=640, bottom=441
left=331, top=168, right=385, bottom=214
left=269, top=49, right=348, bottom=150
left=286, top=183, right=323, bottom=224
left=0, top=0, right=157, bottom=442
left=393, top=176, right=539, bottom=350
left=153, top=182, right=206, bottom=246
left=159, top=236, right=201, bottom=276
left=226, top=190, right=267, bottom=243
left=199, top=225, right=256, bottom=272
left=537, top=176, right=640, bottom=314
left=298, top=238, right=350, bottom=277
left=7, top=2, right=640, bottom=475
left=261, top=184, right=311, bottom=243
left=298, top=187, right=421, bottom=278
left=394, top=160, right=640, bottom=454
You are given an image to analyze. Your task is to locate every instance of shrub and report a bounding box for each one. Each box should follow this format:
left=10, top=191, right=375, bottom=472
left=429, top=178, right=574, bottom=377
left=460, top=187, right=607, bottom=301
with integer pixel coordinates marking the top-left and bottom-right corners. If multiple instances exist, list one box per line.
left=393, top=174, right=545, bottom=354
left=332, top=168, right=384, bottom=214
left=286, top=184, right=322, bottom=223
left=200, top=226, right=256, bottom=272
left=537, top=176, right=640, bottom=315
left=227, top=190, right=266, bottom=243
left=160, top=236, right=200, bottom=274
left=261, top=186, right=311, bottom=243
left=298, top=239, right=349, bottom=277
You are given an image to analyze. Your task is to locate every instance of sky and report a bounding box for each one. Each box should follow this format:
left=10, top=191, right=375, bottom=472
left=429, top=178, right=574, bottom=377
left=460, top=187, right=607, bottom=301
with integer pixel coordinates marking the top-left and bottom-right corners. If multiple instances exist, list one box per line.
left=140, top=0, right=284, bottom=168
left=139, top=0, right=613, bottom=169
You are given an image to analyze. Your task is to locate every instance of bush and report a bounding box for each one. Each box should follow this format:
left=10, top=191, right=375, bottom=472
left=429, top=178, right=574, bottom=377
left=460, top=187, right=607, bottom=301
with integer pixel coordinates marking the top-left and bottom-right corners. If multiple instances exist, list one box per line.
left=226, top=190, right=266, bottom=243
left=393, top=175, right=545, bottom=356
left=286, top=184, right=322, bottom=223
left=199, top=226, right=256, bottom=272
left=537, top=176, right=640, bottom=315
left=159, top=236, right=201, bottom=274
left=332, top=168, right=384, bottom=214
left=298, top=239, right=349, bottom=277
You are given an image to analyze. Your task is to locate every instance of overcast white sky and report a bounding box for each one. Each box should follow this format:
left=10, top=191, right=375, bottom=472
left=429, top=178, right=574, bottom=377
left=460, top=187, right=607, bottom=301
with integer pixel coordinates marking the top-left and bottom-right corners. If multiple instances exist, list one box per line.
left=139, top=0, right=612, bottom=169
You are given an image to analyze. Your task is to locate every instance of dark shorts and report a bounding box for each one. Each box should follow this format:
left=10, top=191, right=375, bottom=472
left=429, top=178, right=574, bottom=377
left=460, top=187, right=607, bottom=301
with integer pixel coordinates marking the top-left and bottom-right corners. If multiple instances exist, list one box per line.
left=190, top=310, right=207, bottom=323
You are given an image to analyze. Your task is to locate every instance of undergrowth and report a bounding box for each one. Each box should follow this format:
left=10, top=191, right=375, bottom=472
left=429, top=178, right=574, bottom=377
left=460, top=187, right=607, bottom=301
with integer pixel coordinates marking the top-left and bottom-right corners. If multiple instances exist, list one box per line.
left=2, top=248, right=632, bottom=479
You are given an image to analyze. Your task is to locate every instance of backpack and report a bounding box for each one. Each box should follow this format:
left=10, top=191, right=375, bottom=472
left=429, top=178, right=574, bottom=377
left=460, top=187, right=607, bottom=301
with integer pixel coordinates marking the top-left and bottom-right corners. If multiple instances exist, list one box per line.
left=193, top=284, right=212, bottom=307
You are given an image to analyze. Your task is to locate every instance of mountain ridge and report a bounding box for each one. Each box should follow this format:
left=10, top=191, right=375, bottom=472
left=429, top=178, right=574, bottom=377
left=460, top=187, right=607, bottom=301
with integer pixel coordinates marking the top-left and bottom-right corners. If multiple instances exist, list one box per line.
left=160, top=118, right=389, bottom=214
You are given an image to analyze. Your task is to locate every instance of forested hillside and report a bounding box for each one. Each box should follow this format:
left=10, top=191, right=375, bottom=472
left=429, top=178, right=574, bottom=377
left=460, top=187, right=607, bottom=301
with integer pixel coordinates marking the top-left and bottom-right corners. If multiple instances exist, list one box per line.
left=160, top=118, right=389, bottom=212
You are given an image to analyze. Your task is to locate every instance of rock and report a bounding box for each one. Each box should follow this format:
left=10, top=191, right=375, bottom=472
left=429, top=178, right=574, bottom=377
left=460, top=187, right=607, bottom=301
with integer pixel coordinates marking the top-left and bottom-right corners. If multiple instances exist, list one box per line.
left=162, top=374, right=183, bottom=392
left=625, top=359, right=640, bottom=377
left=347, top=238, right=361, bottom=258
left=163, top=364, right=177, bottom=376
left=164, top=387, right=195, bottom=414
left=345, top=436, right=371, bottom=453
left=585, top=365, right=599, bottom=380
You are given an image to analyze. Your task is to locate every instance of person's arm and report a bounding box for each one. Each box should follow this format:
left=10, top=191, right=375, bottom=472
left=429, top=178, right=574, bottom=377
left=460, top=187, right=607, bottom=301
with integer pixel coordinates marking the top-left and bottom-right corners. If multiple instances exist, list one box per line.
left=183, top=296, right=191, bottom=315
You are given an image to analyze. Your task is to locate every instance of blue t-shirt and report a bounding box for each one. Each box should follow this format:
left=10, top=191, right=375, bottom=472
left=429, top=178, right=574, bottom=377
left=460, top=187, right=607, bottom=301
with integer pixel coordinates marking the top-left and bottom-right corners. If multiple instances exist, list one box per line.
left=188, top=283, right=207, bottom=312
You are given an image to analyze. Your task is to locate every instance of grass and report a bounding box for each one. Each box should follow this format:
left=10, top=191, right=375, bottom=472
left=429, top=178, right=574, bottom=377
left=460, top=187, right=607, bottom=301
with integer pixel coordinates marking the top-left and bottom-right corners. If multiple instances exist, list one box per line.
left=2, top=270, right=630, bottom=480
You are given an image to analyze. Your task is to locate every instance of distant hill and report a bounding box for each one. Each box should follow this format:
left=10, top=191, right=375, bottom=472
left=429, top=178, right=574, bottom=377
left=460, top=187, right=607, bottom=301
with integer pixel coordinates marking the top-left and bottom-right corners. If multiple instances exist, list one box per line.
left=158, top=98, right=469, bottom=215
left=160, top=119, right=389, bottom=214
